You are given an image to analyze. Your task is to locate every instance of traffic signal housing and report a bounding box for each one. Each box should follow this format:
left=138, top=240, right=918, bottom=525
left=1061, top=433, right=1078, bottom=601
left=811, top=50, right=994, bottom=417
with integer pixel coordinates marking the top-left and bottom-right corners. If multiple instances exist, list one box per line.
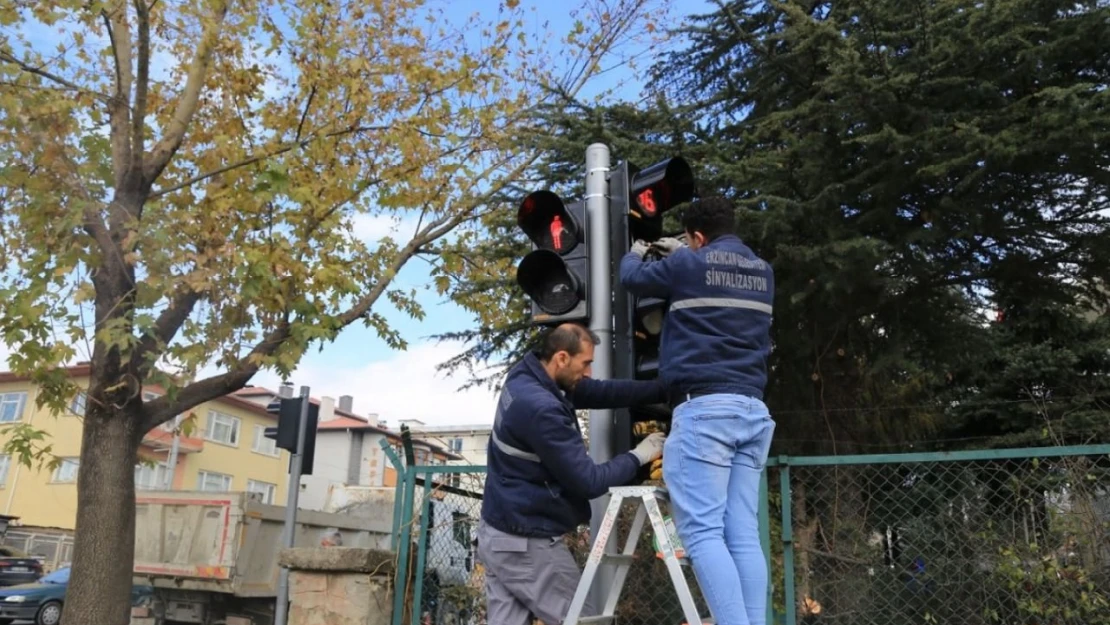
left=515, top=190, right=590, bottom=325
left=265, top=396, right=318, bottom=476
left=626, top=157, right=696, bottom=243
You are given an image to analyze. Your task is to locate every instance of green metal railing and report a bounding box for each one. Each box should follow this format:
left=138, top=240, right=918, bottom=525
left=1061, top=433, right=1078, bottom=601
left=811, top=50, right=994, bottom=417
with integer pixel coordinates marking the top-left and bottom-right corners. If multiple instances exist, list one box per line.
left=387, top=442, right=1110, bottom=625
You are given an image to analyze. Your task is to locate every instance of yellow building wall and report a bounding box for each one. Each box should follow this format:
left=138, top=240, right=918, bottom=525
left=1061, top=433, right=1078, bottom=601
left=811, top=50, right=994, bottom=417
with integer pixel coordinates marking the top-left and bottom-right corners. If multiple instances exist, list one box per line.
left=0, top=377, right=290, bottom=530
left=188, top=403, right=290, bottom=505
left=0, top=377, right=85, bottom=529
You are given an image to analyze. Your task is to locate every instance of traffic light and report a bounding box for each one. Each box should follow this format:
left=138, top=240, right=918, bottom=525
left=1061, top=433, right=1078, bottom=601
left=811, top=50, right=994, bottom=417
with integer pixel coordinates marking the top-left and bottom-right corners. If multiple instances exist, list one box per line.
left=626, top=157, right=696, bottom=243
left=265, top=396, right=318, bottom=476
left=515, top=190, right=590, bottom=325
left=610, top=156, right=697, bottom=468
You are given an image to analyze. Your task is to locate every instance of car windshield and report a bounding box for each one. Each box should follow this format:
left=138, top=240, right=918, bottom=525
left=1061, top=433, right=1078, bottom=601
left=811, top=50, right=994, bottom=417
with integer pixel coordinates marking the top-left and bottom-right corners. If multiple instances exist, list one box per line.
left=39, top=568, right=69, bottom=584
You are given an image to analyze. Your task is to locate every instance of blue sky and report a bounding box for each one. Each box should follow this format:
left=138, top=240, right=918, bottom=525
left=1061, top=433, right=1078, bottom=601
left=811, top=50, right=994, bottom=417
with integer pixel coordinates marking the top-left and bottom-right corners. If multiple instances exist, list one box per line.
left=2, top=0, right=714, bottom=426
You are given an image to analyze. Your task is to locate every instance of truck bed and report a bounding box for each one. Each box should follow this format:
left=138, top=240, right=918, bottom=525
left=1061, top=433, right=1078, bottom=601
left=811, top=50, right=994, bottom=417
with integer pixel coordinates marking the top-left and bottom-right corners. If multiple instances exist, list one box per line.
left=133, top=490, right=390, bottom=597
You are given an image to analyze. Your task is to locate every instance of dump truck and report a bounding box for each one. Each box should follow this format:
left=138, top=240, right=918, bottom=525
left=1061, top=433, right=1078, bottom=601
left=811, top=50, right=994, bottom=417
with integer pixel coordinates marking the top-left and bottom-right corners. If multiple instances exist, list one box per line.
left=132, top=490, right=391, bottom=625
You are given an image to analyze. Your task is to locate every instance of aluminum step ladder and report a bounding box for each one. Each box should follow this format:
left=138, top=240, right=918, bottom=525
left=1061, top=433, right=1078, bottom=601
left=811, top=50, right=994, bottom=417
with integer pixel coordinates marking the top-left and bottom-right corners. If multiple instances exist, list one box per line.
left=562, top=485, right=710, bottom=625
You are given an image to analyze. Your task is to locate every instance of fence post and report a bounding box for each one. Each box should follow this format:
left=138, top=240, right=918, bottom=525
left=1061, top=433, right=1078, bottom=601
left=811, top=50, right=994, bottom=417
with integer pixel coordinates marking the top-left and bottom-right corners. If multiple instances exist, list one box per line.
left=779, top=461, right=795, bottom=625
left=759, top=468, right=772, bottom=625
left=411, top=470, right=435, bottom=625
left=381, top=440, right=406, bottom=551
left=392, top=465, right=418, bottom=625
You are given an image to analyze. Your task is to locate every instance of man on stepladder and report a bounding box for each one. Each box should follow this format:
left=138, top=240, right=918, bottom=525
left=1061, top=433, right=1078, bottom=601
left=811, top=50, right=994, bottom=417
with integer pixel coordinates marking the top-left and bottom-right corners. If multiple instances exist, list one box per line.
left=619, top=196, right=776, bottom=625
left=478, top=322, right=668, bottom=625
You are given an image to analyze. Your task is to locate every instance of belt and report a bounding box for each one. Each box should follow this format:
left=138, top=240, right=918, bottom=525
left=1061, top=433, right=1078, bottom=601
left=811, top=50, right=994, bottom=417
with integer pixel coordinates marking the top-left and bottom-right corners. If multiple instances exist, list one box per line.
left=668, top=390, right=715, bottom=410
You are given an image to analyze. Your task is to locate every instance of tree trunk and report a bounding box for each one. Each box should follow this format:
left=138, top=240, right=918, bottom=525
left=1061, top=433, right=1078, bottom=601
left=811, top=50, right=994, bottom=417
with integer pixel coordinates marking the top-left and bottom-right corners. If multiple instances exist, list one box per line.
left=61, top=403, right=143, bottom=625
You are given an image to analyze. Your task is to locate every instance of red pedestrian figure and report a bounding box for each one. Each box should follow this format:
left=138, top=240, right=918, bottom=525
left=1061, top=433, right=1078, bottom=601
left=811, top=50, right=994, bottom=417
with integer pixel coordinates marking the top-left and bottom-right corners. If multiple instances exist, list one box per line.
left=550, top=215, right=564, bottom=250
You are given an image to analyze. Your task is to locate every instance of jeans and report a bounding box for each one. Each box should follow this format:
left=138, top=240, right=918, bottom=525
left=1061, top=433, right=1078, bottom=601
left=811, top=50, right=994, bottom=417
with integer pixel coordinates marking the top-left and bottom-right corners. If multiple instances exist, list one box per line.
left=663, top=393, right=776, bottom=625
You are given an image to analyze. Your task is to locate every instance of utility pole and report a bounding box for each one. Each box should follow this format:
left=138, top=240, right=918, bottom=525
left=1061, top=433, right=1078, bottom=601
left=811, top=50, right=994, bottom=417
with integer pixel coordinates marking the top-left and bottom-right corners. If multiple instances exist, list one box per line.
left=273, top=385, right=310, bottom=625
left=163, top=414, right=182, bottom=490
left=584, top=142, right=616, bottom=610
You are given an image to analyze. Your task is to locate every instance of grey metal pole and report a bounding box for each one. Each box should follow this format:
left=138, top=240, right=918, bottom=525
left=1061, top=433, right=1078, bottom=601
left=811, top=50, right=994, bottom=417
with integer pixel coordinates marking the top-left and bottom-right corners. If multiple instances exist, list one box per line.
left=273, top=385, right=310, bottom=625
left=163, top=414, right=182, bottom=490
left=584, top=142, right=615, bottom=611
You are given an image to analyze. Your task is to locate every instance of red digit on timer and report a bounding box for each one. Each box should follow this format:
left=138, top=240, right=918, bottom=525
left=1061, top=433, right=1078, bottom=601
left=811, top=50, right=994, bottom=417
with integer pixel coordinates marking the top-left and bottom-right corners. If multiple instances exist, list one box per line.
left=638, top=188, right=657, bottom=216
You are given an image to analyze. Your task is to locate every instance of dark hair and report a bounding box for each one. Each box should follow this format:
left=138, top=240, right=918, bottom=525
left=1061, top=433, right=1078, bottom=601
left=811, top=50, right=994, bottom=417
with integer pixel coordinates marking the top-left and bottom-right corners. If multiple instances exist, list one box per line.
left=537, top=323, right=600, bottom=362
left=681, top=195, right=735, bottom=242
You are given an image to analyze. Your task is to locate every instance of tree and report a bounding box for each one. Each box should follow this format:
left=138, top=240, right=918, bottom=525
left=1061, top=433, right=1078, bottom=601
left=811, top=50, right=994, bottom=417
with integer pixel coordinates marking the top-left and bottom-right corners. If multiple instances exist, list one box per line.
left=0, top=0, right=672, bottom=622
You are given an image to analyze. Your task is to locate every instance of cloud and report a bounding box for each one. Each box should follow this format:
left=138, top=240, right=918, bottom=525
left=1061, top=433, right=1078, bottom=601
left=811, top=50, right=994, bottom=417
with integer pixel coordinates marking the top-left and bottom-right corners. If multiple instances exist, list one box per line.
left=246, top=341, right=502, bottom=427
left=351, top=214, right=422, bottom=243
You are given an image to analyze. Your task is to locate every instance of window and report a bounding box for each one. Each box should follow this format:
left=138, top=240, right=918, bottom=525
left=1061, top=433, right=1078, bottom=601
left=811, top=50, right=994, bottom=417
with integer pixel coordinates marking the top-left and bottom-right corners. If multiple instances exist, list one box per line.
left=205, top=411, right=240, bottom=446
left=70, top=391, right=87, bottom=416
left=0, top=392, right=27, bottom=423
left=451, top=437, right=463, bottom=452
left=135, top=462, right=170, bottom=490
left=197, top=471, right=232, bottom=492
left=52, top=458, right=79, bottom=483
left=0, top=455, right=9, bottom=487
left=252, top=425, right=279, bottom=457
left=451, top=511, right=471, bottom=547
left=247, top=479, right=277, bottom=504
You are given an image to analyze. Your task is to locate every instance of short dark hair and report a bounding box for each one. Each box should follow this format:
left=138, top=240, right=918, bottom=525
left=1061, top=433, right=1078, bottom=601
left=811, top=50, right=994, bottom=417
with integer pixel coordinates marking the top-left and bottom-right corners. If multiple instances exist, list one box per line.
left=681, top=195, right=736, bottom=242
left=536, top=323, right=599, bottom=362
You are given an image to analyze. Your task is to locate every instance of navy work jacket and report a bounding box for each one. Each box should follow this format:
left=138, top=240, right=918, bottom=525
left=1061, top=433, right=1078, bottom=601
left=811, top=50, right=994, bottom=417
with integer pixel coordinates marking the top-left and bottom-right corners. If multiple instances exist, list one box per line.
left=619, top=234, right=774, bottom=402
left=480, top=352, right=665, bottom=538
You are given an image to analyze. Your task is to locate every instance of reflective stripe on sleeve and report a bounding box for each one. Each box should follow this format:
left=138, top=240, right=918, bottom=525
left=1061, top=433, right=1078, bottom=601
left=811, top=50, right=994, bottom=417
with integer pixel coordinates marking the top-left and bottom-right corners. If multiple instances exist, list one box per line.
left=491, top=428, right=541, bottom=463
left=491, top=387, right=541, bottom=463
left=670, top=296, right=772, bottom=315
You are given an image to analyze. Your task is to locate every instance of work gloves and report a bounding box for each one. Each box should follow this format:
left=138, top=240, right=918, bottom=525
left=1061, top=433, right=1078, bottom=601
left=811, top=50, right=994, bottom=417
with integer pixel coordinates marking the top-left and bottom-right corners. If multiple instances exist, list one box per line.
left=651, top=237, right=685, bottom=257
left=631, top=432, right=666, bottom=465
left=630, top=237, right=686, bottom=260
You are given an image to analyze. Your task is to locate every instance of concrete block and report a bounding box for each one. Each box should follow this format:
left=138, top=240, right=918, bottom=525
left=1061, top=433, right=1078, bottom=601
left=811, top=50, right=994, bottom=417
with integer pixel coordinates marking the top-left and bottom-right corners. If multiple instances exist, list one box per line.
left=279, top=547, right=394, bottom=575
left=288, top=570, right=392, bottom=625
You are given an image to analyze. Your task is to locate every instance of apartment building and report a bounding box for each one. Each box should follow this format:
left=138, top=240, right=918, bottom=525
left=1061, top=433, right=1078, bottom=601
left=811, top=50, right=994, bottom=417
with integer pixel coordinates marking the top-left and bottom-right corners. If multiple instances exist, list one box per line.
left=397, top=420, right=491, bottom=467
left=0, top=364, right=291, bottom=530
left=230, top=385, right=463, bottom=513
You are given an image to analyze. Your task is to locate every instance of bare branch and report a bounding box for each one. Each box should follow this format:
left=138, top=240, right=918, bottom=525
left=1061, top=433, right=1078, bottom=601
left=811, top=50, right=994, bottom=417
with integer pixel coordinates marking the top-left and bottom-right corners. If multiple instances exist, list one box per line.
left=295, top=85, right=317, bottom=142
left=0, top=51, right=112, bottom=103
left=131, top=287, right=203, bottom=377
left=144, top=0, right=230, bottom=184
left=148, top=124, right=391, bottom=199
left=132, top=0, right=151, bottom=173
left=105, top=1, right=134, bottom=192
left=142, top=319, right=291, bottom=430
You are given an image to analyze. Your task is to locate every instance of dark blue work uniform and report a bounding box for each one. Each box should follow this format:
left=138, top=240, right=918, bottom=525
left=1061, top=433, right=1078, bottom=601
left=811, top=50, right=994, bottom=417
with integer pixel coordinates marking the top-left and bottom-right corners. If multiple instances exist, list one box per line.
left=477, top=352, right=665, bottom=625
left=481, top=351, right=664, bottom=537
left=618, top=234, right=774, bottom=403
left=618, top=233, right=776, bottom=625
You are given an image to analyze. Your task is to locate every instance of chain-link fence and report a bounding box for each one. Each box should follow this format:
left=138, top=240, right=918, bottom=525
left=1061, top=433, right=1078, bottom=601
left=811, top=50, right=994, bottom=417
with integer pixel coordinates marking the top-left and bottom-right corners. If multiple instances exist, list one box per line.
left=767, top=446, right=1110, bottom=625
left=391, top=464, right=705, bottom=625
left=391, top=445, right=1110, bottom=625
left=0, top=529, right=73, bottom=572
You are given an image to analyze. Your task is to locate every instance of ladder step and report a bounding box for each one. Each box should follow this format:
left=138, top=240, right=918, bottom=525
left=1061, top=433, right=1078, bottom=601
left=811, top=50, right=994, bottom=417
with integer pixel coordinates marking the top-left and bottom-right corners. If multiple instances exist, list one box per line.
left=576, top=616, right=616, bottom=625
left=602, top=553, right=635, bottom=565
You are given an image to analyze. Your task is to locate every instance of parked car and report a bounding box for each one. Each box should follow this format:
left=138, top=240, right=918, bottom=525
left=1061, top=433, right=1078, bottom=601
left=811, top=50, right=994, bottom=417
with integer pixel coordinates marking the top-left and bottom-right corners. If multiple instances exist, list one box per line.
left=0, top=548, right=42, bottom=588
left=0, top=567, right=153, bottom=625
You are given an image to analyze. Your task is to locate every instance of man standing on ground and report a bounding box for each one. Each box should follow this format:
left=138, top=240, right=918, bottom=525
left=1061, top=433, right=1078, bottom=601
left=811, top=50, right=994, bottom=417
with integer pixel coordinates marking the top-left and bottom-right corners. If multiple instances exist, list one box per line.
left=478, top=322, right=667, bottom=625
left=618, top=196, right=776, bottom=625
